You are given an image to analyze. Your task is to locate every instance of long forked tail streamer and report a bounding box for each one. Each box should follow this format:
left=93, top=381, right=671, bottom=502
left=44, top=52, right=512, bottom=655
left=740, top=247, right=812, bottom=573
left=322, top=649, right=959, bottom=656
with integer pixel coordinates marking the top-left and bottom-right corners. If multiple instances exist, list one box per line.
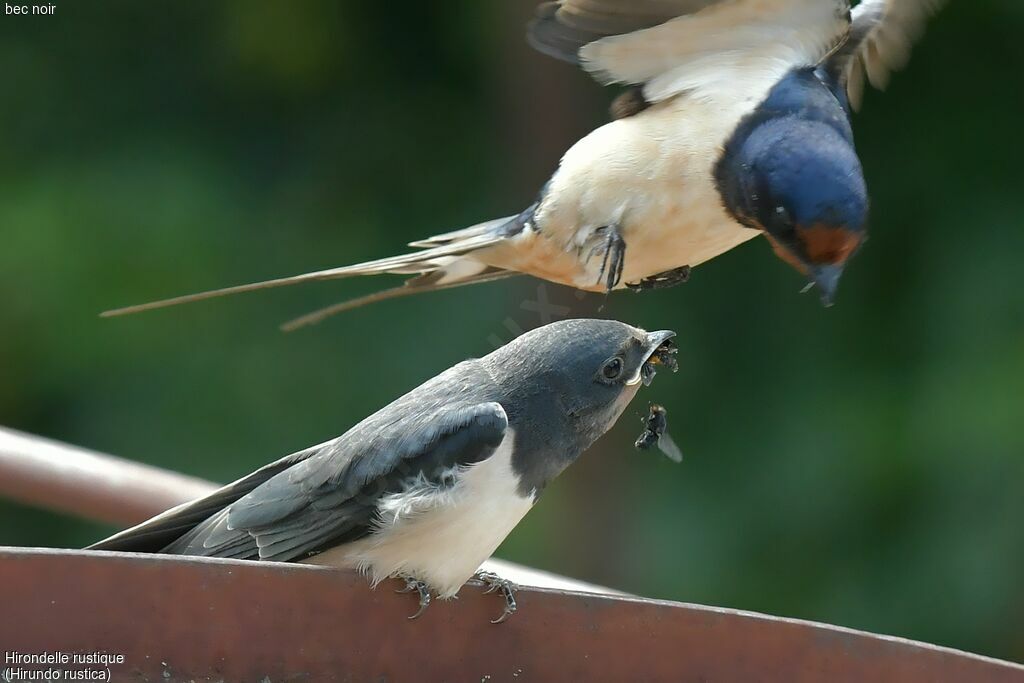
left=280, top=271, right=520, bottom=332
left=100, top=229, right=509, bottom=319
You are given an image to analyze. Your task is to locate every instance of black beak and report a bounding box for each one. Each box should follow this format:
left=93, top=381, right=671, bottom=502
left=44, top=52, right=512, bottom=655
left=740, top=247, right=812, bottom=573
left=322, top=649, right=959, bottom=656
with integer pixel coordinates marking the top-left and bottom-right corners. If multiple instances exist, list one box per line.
left=639, top=330, right=677, bottom=386
left=808, top=264, right=844, bottom=307
left=644, top=330, right=676, bottom=353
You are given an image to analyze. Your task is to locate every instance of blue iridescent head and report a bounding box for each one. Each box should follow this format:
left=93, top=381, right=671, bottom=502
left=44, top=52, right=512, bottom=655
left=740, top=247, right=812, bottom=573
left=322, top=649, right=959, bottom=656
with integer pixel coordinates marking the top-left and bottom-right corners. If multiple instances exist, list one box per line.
left=716, top=73, right=869, bottom=305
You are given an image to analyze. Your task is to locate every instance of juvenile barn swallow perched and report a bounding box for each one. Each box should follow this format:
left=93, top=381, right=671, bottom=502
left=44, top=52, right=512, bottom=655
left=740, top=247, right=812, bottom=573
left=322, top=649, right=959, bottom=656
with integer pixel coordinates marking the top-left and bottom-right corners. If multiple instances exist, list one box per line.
left=104, top=0, right=942, bottom=325
left=90, top=319, right=678, bottom=622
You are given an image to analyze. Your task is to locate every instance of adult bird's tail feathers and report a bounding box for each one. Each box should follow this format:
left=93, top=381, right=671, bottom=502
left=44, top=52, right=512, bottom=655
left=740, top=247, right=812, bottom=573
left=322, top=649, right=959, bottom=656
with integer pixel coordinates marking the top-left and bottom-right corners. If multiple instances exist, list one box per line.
left=101, top=215, right=520, bottom=325
left=407, top=216, right=511, bottom=248
left=279, top=267, right=519, bottom=332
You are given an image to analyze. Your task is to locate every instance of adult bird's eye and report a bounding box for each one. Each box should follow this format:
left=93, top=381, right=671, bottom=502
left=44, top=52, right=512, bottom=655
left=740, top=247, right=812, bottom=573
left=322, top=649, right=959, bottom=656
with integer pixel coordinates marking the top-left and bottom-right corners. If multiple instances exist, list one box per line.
left=601, top=357, right=624, bottom=380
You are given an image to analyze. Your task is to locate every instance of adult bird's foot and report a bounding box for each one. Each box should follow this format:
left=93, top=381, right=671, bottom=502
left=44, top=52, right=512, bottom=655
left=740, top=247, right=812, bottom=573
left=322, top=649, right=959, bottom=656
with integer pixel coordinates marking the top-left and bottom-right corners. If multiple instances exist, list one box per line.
left=396, top=577, right=432, bottom=620
left=473, top=571, right=518, bottom=624
left=626, top=266, right=691, bottom=291
left=590, top=226, right=626, bottom=292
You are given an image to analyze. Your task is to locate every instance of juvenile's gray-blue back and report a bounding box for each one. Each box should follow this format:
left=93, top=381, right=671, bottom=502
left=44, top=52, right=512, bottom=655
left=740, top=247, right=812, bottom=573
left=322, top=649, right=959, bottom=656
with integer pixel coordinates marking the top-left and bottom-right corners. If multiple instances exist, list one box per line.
left=89, top=319, right=656, bottom=564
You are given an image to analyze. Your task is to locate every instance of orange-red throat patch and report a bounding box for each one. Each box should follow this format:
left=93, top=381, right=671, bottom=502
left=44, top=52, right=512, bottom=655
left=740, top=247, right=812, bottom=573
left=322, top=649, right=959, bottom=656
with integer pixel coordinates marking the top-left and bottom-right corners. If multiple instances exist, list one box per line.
left=796, top=224, right=863, bottom=265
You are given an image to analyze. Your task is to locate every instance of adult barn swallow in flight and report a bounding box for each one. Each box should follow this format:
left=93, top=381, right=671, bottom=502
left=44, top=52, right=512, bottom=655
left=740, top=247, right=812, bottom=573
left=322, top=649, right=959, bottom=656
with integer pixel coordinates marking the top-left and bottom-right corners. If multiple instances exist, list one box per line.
left=104, top=0, right=943, bottom=326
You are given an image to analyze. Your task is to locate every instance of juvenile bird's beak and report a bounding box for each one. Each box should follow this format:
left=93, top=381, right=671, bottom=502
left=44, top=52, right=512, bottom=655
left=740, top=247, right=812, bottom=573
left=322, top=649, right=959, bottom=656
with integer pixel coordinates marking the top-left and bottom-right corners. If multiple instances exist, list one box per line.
left=635, top=330, right=677, bottom=386
left=808, top=264, right=844, bottom=307
left=644, top=330, right=676, bottom=354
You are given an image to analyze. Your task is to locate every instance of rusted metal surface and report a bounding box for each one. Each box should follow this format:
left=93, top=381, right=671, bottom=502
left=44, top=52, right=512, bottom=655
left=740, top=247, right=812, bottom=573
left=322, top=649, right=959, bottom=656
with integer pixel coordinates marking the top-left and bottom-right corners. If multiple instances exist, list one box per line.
left=3, top=429, right=1023, bottom=681
left=0, top=427, right=214, bottom=525
left=1, top=549, right=1021, bottom=683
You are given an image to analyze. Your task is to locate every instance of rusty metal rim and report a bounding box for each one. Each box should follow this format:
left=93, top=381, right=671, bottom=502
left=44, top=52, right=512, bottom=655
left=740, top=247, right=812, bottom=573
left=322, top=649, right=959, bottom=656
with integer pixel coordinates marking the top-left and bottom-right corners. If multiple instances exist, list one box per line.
left=2, top=547, right=1022, bottom=683
left=3, top=427, right=1024, bottom=681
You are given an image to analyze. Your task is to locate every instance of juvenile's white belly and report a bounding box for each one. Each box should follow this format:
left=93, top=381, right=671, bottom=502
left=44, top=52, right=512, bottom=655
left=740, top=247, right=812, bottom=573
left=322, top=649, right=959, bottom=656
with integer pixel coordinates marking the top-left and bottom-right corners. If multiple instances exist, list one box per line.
left=304, top=434, right=533, bottom=598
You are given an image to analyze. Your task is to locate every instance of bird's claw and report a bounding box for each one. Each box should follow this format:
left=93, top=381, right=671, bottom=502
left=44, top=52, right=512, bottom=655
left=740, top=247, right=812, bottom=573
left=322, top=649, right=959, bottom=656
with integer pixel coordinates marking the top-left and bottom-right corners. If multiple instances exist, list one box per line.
left=491, top=597, right=517, bottom=624
left=396, top=577, right=432, bottom=620
left=473, top=571, right=518, bottom=624
left=626, top=266, right=691, bottom=292
left=589, top=226, right=626, bottom=292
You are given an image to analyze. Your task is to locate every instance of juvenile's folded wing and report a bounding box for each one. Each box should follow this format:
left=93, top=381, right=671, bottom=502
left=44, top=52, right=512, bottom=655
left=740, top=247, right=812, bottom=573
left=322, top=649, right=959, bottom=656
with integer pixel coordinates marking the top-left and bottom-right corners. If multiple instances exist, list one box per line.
left=146, top=400, right=509, bottom=562
left=225, top=401, right=509, bottom=562
left=86, top=448, right=316, bottom=554
left=88, top=374, right=509, bottom=563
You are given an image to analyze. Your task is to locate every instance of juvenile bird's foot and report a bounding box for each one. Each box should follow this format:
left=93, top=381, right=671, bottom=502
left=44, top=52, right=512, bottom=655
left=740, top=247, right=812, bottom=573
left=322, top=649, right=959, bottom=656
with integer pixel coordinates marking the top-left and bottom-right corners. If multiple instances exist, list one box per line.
left=589, top=226, right=626, bottom=292
left=473, top=571, right=518, bottom=624
left=396, top=577, right=432, bottom=620
left=626, top=266, right=691, bottom=291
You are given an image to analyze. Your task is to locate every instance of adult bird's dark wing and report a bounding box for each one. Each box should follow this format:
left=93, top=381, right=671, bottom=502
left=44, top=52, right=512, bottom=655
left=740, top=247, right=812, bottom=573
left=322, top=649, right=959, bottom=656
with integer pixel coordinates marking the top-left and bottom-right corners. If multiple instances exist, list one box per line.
left=527, top=0, right=716, bottom=64
left=823, top=0, right=945, bottom=110
left=89, top=401, right=509, bottom=562
left=527, top=0, right=852, bottom=104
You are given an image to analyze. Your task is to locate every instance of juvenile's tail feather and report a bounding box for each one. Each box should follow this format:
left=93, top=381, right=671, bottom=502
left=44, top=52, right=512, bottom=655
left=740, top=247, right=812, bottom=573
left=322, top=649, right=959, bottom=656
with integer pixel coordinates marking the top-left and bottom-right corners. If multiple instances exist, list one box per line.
left=100, top=220, right=514, bottom=319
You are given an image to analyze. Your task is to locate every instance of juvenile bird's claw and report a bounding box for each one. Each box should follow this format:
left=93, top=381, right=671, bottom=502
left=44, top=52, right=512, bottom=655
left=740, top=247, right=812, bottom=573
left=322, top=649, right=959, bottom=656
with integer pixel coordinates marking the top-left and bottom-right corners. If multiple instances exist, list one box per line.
left=490, top=584, right=517, bottom=624
left=473, top=571, right=518, bottom=624
left=396, top=577, right=432, bottom=620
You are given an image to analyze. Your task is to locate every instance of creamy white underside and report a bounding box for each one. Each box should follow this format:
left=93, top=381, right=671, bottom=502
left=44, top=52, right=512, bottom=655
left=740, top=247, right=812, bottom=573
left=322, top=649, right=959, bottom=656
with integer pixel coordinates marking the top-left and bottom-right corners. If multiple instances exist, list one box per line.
left=304, top=431, right=533, bottom=598
left=440, top=0, right=849, bottom=290
left=471, top=80, right=776, bottom=290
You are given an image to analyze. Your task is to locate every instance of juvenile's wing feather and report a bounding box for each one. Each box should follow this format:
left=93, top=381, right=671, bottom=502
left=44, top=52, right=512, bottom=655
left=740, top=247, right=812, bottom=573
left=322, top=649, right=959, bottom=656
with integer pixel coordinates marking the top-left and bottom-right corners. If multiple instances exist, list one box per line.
left=86, top=448, right=316, bottom=553
left=230, top=401, right=509, bottom=562
left=90, top=364, right=508, bottom=563
left=95, top=401, right=509, bottom=562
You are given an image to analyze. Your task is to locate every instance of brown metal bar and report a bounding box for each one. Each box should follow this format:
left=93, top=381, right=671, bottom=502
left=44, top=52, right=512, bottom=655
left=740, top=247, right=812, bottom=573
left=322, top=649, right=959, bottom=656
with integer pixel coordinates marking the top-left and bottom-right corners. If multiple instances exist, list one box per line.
left=2, top=427, right=1022, bottom=681
left=0, top=427, right=215, bottom=525
left=1, top=548, right=1022, bottom=683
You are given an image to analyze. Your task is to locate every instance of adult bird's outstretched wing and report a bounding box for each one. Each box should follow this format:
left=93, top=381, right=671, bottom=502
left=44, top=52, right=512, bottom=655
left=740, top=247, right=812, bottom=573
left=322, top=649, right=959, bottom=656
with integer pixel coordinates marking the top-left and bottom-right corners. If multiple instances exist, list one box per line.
left=823, top=0, right=946, bottom=109
left=527, top=0, right=715, bottom=64
left=527, top=0, right=852, bottom=103
left=89, top=401, right=509, bottom=562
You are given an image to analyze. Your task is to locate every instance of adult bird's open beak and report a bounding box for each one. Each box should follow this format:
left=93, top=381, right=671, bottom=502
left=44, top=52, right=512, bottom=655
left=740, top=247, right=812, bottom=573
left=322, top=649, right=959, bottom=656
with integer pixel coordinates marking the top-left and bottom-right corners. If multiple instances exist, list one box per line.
left=808, top=264, right=844, bottom=307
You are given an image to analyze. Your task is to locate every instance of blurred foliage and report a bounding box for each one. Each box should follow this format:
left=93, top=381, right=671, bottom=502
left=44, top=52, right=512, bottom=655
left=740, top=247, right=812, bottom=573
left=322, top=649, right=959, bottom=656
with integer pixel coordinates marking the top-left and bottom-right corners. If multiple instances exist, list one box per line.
left=2, top=0, right=1023, bottom=663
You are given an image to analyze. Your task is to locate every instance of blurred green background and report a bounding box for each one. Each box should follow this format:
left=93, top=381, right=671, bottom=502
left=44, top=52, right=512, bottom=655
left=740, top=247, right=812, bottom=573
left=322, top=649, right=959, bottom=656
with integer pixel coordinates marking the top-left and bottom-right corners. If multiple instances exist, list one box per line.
left=2, top=0, right=1022, bottom=662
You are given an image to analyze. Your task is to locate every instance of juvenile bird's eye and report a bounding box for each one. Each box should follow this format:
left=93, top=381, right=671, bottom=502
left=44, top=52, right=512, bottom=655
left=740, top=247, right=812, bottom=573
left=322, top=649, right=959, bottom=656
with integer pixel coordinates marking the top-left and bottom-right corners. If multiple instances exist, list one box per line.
left=601, top=357, right=624, bottom=380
